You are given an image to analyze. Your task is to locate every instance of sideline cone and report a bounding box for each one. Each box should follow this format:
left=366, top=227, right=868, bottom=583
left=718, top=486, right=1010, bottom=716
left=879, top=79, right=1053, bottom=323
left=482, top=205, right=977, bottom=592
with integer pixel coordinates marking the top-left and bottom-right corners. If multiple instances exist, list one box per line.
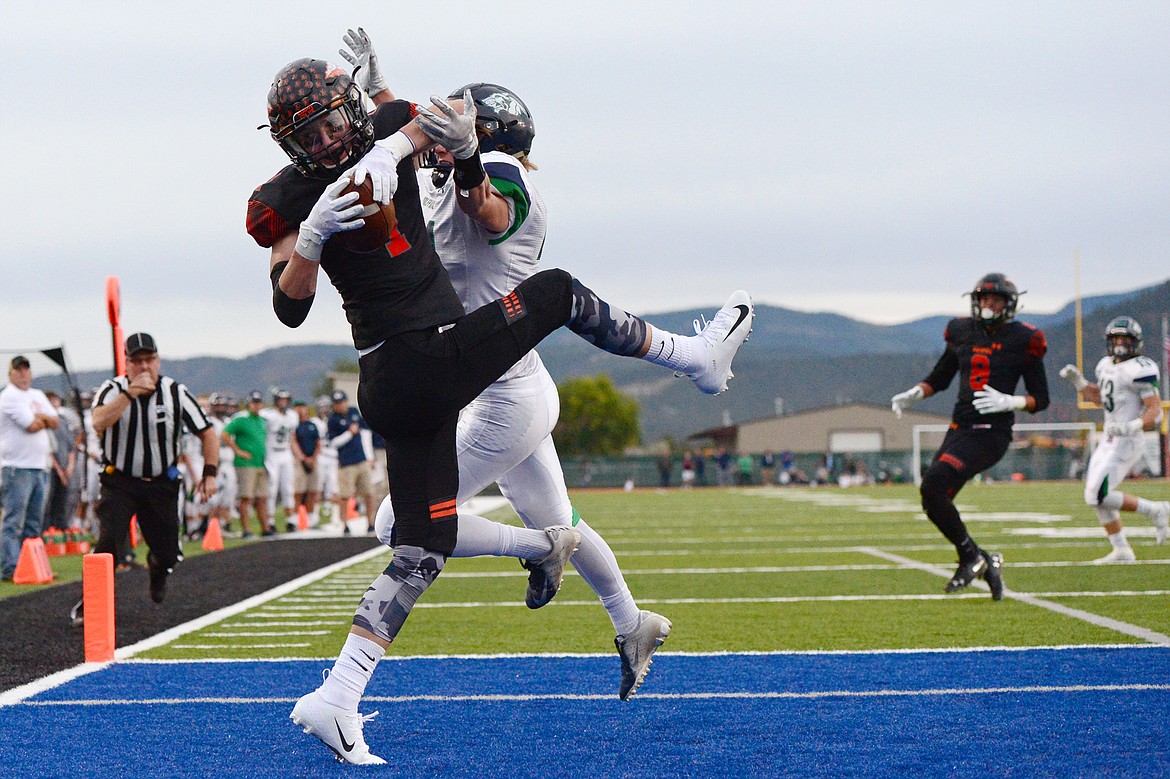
left=296, top=504, right=309, bottom=531
left=346, top=498, right=359, bottom=520
left=129, top=516, right=140, bottom=548
left=201, top=517, right=224, bottom=552
left=13, top=538, right=55, bottom=584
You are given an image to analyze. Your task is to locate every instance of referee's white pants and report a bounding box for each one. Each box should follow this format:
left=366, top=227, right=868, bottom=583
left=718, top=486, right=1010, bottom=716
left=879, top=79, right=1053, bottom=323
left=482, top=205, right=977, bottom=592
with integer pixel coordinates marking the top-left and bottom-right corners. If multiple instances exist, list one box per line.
left=266, top=451, right=296, bottom=515
left=1084, top=434, right=1145, bottom=522
left=375, top=367, right=634, bottom=620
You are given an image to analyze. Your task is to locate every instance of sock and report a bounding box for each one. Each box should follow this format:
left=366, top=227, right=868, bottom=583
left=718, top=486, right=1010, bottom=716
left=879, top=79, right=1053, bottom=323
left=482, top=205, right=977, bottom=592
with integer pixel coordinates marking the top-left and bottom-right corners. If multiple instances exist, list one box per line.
left=641, top=327, right=696, bottom=373
left=569, top=519, right=640, bottom=634
left=450, top=513, right=551, bottom=559
left=603, top=592, right=643, bottom=636
left=957, top=537, right=980, bottom=563
left=1108, top=530, right=1130, bottom=550
left=319, top=633, right=385, bottom=710
left=1135, top=498, right=1156, bottom=517
left=567, top=278, right=649, bottom=357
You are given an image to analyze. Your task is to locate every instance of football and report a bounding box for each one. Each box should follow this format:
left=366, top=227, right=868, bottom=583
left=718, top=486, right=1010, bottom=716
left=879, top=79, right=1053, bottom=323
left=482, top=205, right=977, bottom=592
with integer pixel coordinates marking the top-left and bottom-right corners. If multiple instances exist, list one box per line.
left=333, top=176, right=397, bottom=254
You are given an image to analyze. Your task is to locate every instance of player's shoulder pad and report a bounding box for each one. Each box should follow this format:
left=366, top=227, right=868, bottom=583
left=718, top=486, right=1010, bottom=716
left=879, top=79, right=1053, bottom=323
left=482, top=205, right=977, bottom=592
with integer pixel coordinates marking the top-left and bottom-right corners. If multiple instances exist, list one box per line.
left=1021, top=323, right=1047, bottom=358
left=246, top=169, right=296, bottom=248
left=1131, top=355, right=1160, bottom=382
left=944, top=317, right=972, bottom=344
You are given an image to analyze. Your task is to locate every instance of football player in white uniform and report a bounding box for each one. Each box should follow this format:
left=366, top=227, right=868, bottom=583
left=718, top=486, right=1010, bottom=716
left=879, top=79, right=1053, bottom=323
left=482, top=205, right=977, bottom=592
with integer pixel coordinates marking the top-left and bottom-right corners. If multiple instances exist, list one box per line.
left=1060, top=316, right=1169, bottom=562
left=207, top=393, right=238, bottom=531
left=348, top=50, right=681, bottom=698
left=260, top=389, right=299, bottom=528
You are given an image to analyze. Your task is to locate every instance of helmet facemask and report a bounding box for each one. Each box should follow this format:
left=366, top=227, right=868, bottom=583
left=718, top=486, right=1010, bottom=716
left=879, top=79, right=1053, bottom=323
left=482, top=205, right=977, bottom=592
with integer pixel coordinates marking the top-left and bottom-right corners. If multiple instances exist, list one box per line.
left=968, top=273, right=1019, bottom=327
left=268, top=60, right=374, bottom=179
left=1105, top=317, right=1143, bottom=360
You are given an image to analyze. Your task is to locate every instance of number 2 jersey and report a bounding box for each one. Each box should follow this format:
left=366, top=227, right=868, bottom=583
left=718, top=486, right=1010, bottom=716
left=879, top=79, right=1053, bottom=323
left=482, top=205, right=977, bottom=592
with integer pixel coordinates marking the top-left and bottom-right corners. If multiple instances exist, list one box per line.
left=1092, top=354, right=1160, bottom=428
left=245, top=101, right=466, bottom=350
left=922, top=317, right=1050, bottom=429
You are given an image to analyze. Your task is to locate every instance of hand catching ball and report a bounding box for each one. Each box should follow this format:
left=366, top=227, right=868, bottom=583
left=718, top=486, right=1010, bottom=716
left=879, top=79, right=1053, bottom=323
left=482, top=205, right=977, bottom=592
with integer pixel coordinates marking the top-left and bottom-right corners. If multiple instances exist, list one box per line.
left=334, top=176, right=397, bottom=253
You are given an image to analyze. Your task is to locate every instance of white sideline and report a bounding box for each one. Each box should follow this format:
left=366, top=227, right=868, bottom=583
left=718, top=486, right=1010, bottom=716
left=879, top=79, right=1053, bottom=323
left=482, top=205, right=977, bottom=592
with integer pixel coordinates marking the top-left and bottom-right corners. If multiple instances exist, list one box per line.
left=860, top=547, right=1170, bottom=645
left=11, top=682, right=1170, bottom=707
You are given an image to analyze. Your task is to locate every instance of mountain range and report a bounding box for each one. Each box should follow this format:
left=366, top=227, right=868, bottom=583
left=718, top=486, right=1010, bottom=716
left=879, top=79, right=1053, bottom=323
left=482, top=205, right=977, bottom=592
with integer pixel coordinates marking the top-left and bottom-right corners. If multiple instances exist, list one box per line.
left=62, top=280, right=1169, bottom=444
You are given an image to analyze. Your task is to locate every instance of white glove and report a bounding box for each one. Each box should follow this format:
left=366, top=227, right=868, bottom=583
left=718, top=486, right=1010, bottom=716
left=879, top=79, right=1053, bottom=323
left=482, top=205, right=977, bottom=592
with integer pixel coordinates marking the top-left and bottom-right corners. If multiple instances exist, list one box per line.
left=891, top=385, right=925, bottom=419
left=1059, top=364, right=1088, bottom=391
left=415, top=89, right=479, bottom=159
left=296, top=174, right=364, bottom=261
left=351, top=144, right=399, bottom=205
left=973, top=385, right=1028, bottom=415
left=1104, top=418, right=1144, bottom=437
left=339, top=27, right=389, bottom=96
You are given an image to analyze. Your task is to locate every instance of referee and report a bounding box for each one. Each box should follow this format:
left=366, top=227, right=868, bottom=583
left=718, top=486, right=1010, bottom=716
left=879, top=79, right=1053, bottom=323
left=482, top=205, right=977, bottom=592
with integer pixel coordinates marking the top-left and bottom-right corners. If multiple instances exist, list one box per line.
left=90, top=332, right=218, bottom=603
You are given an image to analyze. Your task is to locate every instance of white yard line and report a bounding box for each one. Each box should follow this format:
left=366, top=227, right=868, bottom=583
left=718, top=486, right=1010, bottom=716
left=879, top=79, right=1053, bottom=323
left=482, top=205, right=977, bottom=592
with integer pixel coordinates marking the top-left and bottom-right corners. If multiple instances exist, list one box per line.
left=12, top=682, right=1170, bottom=707
left=859, top=547, right=1170, bottom=645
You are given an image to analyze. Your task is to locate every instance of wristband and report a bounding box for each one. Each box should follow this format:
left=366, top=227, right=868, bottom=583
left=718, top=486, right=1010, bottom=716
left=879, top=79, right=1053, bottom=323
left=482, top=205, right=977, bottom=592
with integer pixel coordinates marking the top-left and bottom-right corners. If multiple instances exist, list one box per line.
left=202, top=464, right=218, bottom=479
left=294, top=223, right=327, bottom=262
left=453, top=150, right=486, bottom=191
left=376, top=131, right=415, bottom=163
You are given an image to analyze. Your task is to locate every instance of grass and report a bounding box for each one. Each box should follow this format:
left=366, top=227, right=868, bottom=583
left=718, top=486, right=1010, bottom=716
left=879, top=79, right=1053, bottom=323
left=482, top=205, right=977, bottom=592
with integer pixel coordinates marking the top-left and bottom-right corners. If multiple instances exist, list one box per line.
left=92, top=478, right=1170, bottom=661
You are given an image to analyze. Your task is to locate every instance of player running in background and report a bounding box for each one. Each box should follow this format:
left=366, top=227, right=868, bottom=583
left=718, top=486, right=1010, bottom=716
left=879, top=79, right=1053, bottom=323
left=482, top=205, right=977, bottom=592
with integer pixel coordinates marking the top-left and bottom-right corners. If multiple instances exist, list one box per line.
left=249, top=53, right=753, bottom=764
left=890, top=273, right=1049, bottom=600
left=1058, top=316, right=1169, bottom=562
left=341, top=29, right=673, bottom=699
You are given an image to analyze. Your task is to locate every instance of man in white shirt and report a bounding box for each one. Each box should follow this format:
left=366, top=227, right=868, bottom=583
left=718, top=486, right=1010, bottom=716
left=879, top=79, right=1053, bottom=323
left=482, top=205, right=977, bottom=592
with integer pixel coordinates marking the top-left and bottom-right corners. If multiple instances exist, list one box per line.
left=0, top=356, right=59, bottom=580
left=260, top=389, right=298, bottom=528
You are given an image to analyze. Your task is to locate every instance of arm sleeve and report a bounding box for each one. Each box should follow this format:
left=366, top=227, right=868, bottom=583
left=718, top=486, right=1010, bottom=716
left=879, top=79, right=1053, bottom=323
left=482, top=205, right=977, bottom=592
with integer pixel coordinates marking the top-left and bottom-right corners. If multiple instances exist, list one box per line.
left=1022, top=329, right=1050, bottom=413
left=271, top=261, right=314, bottom=328
left=922, top=321, right=959, bottom=393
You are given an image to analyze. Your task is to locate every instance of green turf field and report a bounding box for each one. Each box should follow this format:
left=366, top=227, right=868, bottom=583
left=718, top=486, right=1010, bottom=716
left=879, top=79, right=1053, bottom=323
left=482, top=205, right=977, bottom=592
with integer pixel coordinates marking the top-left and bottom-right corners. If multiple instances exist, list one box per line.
left=118, top=480, right=1170, bottom=661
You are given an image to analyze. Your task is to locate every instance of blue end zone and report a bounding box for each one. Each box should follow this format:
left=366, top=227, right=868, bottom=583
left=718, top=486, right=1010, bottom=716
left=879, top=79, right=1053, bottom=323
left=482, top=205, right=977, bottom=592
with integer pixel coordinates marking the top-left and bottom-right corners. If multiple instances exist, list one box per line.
left=3, top=648, right=1168, bottom=777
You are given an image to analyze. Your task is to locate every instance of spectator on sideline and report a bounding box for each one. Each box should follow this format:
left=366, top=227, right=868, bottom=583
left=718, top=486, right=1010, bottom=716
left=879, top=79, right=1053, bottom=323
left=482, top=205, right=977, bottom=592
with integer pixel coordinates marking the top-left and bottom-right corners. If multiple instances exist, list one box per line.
left=292, top=401, right=322, bottom=522
left=681, top=450, right=696, bottom=489
left=327, top=391, right=375, bottom=534
left=43, top=391, right=80, bottom=531
left=222, top=391, right=271, bottom=537
left=657, top=451, right=673, bottom=488
left=736, top=451, right=754, bottom=486
left=206, top=393, right=239, bottom=534
left=0, top=356, right=59, bottom=581
left=759, top=449, right=776, bottom=486
left=715, top=447, right=734, bottom=487
left=314, top=396, right=340, bottom=520
left=261, top=389, right=299, bottom=527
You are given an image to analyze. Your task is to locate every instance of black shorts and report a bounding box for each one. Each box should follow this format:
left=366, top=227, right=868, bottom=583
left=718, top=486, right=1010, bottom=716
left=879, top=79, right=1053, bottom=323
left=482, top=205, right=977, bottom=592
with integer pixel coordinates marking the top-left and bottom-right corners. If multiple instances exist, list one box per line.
left=928, top=427, right=1013, bottom=484
left=94, top=471, right=183, bottom=568
left=358, top=268, right=573, bottom=555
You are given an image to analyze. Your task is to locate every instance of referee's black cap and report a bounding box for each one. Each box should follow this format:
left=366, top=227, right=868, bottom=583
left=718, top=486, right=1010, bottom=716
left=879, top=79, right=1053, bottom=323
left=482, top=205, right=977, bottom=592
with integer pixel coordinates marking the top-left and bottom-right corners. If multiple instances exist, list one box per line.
left=125, top=332, right=158, bottom=356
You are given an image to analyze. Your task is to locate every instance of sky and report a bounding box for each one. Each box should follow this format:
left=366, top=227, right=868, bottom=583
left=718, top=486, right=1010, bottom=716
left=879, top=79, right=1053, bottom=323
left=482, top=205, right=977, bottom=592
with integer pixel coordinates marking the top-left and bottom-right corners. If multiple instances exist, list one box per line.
left=3, top=1, right=1168, bottom=372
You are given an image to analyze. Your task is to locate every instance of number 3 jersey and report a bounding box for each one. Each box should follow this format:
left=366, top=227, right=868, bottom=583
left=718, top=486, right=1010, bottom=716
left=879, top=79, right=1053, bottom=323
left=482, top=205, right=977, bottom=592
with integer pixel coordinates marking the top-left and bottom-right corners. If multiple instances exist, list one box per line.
left=923, top=317, right=1050, bottom=429
left=1092, top=354, right=1161, bottom=428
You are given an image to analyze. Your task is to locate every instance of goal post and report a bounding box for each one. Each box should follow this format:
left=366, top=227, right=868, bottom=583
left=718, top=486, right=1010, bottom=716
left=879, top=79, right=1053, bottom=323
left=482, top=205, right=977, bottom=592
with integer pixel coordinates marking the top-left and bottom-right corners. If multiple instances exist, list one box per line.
left=911, top=422, right=1099, bottom=486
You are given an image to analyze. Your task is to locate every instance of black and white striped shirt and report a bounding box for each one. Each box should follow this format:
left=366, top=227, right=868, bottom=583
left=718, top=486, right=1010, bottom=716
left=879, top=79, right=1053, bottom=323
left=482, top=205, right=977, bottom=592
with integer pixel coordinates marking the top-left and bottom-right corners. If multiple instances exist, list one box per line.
left=93, top=376, right=211, bottom=479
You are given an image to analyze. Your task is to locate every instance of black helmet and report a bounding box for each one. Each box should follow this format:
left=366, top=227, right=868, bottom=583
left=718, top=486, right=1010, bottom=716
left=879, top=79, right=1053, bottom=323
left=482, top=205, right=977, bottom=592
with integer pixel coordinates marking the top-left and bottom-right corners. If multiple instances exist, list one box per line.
left=448, top=83, right=535, bottom=158
left=267, top=58, right=374, bottom=178
left=1104, top=316, right=1143, bottom=360
left=968, top=273, right=1019, bottom=326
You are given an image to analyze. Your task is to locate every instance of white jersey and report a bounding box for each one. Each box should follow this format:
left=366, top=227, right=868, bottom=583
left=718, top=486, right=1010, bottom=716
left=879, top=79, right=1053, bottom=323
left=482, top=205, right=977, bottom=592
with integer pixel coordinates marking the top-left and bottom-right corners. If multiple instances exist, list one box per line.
left=418, top=151, right=548, bottom=382
left=1093, top=354, right=1161, bottom=429
left=260, top=407, right=298, bottom=454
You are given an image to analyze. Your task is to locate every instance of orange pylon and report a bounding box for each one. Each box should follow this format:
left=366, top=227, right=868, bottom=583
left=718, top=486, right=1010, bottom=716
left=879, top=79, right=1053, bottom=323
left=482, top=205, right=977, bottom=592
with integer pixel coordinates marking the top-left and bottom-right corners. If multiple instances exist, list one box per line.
left=297, top=505, right=309, bottom=531
left=201, top=517, right=224, bottom=552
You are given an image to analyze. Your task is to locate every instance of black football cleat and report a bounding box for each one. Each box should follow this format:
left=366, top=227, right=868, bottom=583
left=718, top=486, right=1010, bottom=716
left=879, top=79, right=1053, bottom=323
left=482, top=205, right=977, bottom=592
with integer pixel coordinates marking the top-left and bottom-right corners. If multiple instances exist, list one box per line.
left=981, top=551, right=1004, bottom=601
left=944, top=554, right=987, bottom=593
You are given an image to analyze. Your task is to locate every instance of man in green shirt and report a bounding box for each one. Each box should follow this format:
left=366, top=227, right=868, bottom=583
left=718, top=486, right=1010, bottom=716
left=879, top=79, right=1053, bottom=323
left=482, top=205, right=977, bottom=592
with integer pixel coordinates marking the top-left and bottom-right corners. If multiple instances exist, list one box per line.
left=221, top=391, right=271, bottom=537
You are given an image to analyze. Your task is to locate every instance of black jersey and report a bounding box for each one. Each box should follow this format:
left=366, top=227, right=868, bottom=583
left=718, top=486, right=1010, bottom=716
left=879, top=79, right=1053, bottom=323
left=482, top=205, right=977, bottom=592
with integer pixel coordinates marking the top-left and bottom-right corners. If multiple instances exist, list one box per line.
left=923, top=317, right=1050, bottom=429
left=246, top=101, right=466, bottom=349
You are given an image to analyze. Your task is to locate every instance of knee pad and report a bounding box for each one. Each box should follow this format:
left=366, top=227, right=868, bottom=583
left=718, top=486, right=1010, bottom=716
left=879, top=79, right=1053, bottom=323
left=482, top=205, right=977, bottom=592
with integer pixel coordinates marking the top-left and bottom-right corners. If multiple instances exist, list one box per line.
left=352, top=545, right=446, bottom=643
left=919, top=466, right=960, bottom=514
left=1086, top=481, right=1124, bottom=510
left=373, top=494, right=396, bottom=546
left=1094, top=506, right=1120, bottom=526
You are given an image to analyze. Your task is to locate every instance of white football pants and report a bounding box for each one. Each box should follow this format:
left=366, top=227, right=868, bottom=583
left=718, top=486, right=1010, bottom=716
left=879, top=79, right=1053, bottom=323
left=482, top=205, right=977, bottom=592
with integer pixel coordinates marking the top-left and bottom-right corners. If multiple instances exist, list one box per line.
left=266, top=450, right=296, bottom=515
left=1084, top=434, right=1145, bottom=523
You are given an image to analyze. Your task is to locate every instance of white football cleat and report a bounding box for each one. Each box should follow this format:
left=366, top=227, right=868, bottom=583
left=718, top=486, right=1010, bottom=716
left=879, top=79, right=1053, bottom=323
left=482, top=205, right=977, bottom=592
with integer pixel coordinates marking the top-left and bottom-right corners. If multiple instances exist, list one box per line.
left=685, top=290, right=754, bottom=395
left=521, top=525, right=583, bottom=609
left=290, top=689, right=386, bottom=765
left=1150, top=501, right=1169, bottom=544
left=1093, top=546, right=1136, bottom=564
left=615, top=610, right=673, bottom=701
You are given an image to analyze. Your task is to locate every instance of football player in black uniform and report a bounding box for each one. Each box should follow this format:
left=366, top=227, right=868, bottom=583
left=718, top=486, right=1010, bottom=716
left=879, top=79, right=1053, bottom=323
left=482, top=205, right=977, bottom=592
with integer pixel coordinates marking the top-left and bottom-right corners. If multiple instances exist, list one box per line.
left=891, top=273, right=1050, bottom=601
left=247, top=57, right=754, bottom=764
